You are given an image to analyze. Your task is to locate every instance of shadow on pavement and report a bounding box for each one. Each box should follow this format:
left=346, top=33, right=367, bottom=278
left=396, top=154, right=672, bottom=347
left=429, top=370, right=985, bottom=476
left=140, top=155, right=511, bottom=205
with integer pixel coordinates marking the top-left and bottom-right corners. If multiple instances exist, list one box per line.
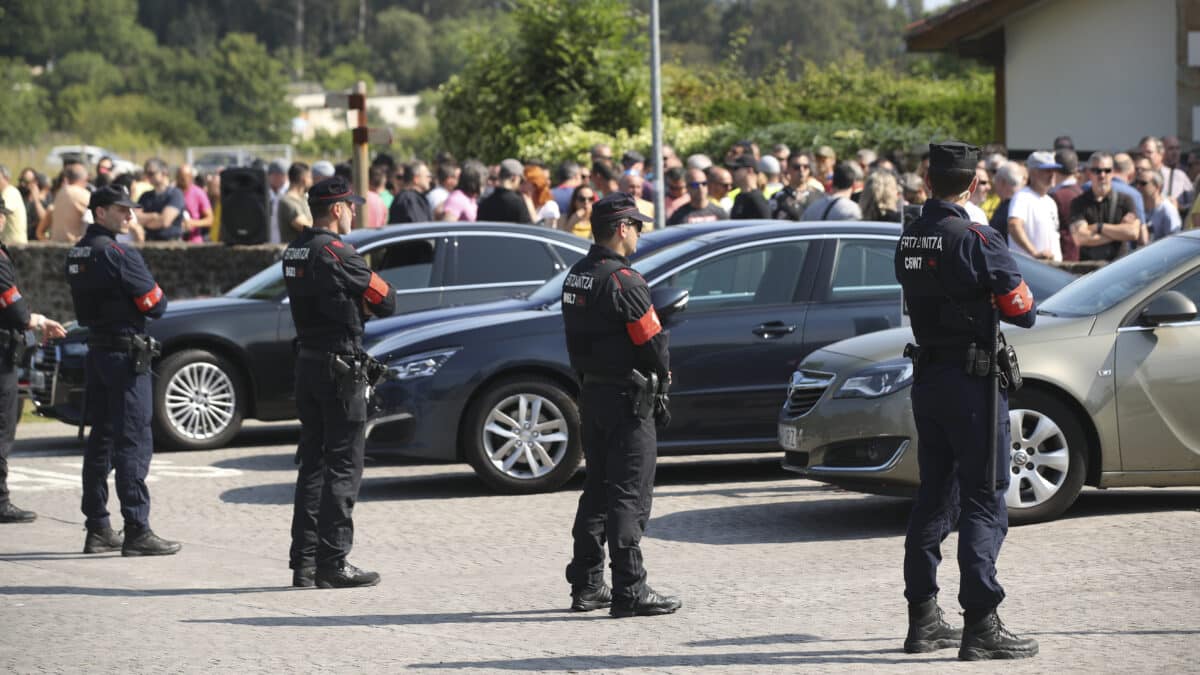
left=0, top=585, right=299, bottom=597
left=403, top=648, right=951, bottom=669
left=12, top=435, right=84, bottom=457
left=1060, top=489, right=1200, bottom=522
left=185, top=608, right=594, bottom=627
left=649, top=494, right=912, bottom=545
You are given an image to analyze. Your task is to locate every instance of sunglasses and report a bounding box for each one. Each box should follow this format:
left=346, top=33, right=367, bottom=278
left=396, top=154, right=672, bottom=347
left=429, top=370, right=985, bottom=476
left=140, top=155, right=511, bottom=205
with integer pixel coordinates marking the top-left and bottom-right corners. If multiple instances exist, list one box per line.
left=687, top=181, right=707, bottom=188
left=791, top=164, right=810, bottom=171
left=575, top=194, right=593, bottom=202
left=622, top=219, right=644, bottom=233
left=977, top=180, right=990, bottom=186
left=1134, top=180, right=1150, bottom=187
left=1090, top=167, right=1114, bottom=175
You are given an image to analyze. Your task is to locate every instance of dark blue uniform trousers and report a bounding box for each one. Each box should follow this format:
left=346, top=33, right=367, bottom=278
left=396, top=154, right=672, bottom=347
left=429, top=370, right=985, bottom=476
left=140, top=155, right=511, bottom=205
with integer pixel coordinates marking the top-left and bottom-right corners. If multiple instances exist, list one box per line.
left=566, top=382, right=657, bottom=604
left=289, top=353, right=366, bottom=571
left=0, top=363, right=20, bottom=507
left=81, top=348, right=153, bottom=532
left=904, top=362, right=1009, bottom=612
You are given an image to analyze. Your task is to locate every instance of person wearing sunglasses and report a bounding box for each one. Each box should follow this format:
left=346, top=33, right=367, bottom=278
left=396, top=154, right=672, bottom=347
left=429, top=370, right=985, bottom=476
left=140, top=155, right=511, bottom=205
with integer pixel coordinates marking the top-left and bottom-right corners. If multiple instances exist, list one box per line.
left=562, top=185, right=596, bottom=238
left=704, top=166, right=735, bottom=212
left=1069, top=152, right=1145, bottom=261
left=667, top=168, right=727, bottom=225
left=769, top=152, right=821, bottom=220
left=561, top=192, right=680, bottom=619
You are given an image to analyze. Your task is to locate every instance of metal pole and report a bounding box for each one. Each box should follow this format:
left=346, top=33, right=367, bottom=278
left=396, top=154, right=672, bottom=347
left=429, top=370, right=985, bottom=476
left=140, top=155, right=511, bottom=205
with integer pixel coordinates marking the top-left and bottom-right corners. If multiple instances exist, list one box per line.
left=650, top=0, right=664, bottom=231
left=353, top=80, right=369, bottom=231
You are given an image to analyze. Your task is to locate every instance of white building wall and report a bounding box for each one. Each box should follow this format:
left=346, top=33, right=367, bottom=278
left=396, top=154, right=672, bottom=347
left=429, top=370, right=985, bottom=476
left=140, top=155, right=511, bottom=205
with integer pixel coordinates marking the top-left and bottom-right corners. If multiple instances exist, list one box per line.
left=1005, top=0, right=1176, bottom=151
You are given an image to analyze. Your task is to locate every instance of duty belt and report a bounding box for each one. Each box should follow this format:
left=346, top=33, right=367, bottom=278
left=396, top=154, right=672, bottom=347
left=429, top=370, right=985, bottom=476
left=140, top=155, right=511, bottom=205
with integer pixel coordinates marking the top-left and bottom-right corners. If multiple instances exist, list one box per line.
left=87, top=334, right=137, bottom=352
left=582, top=372, right=637, bottom=386
left=916, top=345, right=971, bottom=365
left=297, top=346, right=358, bottom=361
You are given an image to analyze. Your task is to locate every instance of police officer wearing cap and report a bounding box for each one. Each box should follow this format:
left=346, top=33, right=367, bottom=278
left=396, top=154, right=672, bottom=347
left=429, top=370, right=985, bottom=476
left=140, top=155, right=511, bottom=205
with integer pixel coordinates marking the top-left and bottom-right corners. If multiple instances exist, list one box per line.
left=895, top=142, right=1038, bottom=660
left=0, top=203, right=67, bottom=524
left=561, top=192, right=681, bottom=618
left=66, top=185, right=181, bottom=556
left=284, top=176, right=396, bottom=589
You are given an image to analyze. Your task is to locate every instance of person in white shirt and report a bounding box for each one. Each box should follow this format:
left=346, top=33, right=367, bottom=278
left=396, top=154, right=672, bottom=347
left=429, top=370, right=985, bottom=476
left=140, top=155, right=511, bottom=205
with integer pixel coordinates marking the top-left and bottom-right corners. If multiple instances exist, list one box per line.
left=1140, top=136, right=1189, bottom=208
left=266, top=159, right=289, bottom=245
left=1008, top=151, right=1062, bottom=261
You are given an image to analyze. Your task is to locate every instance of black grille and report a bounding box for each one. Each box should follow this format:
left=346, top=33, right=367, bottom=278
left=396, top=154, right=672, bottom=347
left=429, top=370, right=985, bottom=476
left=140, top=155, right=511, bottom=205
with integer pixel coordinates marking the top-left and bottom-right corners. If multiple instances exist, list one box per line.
left=29, top=345, right=58, bottom=407
left=786, top=386, right=827, bottom=416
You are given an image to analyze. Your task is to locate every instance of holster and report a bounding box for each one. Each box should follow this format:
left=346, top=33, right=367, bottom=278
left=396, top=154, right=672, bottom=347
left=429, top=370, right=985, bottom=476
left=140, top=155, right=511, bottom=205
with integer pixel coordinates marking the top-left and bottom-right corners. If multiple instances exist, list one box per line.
left=629, top=370, right=656, bottom=420
left=130, top=335, right=162, bottom=375
left=0, top=330, right=23, bottom=368
left=331, top=354, right=361, bottom=401
left=964, top=342, right=992, bottom=377
left=997, top=333, right=1022, bottom=391
left=902, top=342, right=922, bottom=378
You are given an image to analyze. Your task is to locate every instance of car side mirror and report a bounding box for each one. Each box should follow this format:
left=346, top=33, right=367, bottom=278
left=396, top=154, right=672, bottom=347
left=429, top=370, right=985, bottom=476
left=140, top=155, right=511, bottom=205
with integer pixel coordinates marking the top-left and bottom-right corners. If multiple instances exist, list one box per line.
left=1140, top=290, right=1198, bottom=327
left=651, top=286, right=689, bottom=322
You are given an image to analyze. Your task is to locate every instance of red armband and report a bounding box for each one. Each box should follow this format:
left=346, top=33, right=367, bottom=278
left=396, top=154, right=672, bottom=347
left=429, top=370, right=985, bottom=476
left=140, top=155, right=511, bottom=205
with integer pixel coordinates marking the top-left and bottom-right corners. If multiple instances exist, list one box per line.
left=0, top=286, right=21, bottom=308
left=995, top=280, right=1032, bottom=317
left=626, top=307, right=662, bottom=346
left=135, top=284, right=164, bottom=313
left=363, top=272, right=389, bottom=305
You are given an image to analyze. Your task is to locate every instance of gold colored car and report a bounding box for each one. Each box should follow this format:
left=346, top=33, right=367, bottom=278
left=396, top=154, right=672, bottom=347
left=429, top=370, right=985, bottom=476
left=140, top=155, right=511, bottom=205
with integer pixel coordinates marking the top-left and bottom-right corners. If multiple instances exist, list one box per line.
left=779, top=232, right=1200, bottom=524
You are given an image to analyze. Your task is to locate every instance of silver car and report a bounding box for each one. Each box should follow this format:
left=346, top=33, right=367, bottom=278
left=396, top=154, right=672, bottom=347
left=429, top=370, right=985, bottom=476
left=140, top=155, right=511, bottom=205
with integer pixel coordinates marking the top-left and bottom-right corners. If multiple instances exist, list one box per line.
left=779, top=231, right=1200, bottom=524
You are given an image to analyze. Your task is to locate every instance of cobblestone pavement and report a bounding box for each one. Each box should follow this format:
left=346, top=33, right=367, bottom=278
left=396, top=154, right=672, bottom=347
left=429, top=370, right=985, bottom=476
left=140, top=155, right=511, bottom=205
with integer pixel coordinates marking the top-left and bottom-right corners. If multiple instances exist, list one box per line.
left=2, top=421, right=1198, bottom=673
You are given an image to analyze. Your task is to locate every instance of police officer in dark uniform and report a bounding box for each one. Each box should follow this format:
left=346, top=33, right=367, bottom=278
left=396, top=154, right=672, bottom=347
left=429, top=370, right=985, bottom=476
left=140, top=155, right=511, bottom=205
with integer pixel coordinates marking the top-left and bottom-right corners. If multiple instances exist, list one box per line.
left=67, top=186, right=181, bottom=556
left=284, top=177, right=396, bottom=589
left=561, top=192, right=681, bottom=618
left=895, top=142, right=1038, bottom=661
left=0, top=203, right=67, bottom=524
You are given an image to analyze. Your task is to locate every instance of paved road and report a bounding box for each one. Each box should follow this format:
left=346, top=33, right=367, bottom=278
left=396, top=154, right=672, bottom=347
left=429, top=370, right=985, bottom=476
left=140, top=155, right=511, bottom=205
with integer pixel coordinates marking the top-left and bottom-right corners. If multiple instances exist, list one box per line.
left=2, top=421, right=1198, bottom=673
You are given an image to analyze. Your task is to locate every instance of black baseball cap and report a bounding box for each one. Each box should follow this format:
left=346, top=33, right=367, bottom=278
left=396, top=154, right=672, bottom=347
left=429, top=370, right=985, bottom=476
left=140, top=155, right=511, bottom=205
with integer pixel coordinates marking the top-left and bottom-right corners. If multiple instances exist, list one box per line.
left=928, top=141, right=980, bottom=172
left=88, top=185, right=140, bottom=210
left=727, top=154, right=757, bottom=171
left=591, top=192, right=653, bottom=228
left=308, top=176, right=366, bottom=207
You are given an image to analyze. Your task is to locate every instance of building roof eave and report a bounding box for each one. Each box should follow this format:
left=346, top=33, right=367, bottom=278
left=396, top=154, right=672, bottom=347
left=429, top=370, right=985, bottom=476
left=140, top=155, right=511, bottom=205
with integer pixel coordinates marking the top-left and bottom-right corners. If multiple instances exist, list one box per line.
left=905, top=0, right=1041, bottom=53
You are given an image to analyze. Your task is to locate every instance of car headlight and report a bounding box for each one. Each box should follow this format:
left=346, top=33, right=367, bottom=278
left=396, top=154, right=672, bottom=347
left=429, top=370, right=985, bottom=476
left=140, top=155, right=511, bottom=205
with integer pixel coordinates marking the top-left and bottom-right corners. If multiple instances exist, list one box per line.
left=387, top=348, right=460, bottom=381
left=833, top=359, right=914, bottom=399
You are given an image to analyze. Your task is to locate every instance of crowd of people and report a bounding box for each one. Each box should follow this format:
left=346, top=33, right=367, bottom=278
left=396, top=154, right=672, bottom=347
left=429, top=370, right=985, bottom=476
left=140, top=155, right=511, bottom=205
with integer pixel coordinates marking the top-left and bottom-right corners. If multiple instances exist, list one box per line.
left=0, top=132, right=1190, bottom=262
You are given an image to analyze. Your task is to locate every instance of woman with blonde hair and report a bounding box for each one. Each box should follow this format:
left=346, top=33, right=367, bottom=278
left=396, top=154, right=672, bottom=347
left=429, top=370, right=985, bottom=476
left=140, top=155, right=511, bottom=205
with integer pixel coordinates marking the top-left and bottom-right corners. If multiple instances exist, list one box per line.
left=520, top=164, right=560, bottom=228
left=859, top=170, right=902, bottom=223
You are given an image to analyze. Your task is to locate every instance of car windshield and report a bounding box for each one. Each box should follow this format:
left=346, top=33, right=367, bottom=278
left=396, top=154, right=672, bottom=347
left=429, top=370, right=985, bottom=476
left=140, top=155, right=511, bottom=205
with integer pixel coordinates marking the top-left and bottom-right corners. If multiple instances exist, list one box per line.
left=524, top=239, right=708, bottom=307
left=225, top=263, right=286, bottom=300
left=1013, top=252, right=1076, bottom=300
left=1038, top=236, right=1200, bottom=317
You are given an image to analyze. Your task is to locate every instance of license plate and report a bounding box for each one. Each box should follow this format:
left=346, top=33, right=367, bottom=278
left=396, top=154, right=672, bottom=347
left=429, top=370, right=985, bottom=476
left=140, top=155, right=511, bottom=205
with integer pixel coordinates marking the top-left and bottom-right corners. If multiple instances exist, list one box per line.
left=778, top=424, right=800, bottom=450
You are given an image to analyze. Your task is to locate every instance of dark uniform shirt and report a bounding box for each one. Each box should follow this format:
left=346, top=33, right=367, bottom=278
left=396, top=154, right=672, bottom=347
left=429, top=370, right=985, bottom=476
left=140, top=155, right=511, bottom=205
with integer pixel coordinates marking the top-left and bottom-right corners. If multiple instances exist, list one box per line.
left=0, top=245, right=31, bottom=333
left=730, top=190, right=772, bottom=220
left=895, top=200, right=1035, bottom=350
left=387, top=189, right=433, bottom=224
left=66, top=224, right=167, bottom=335
left=562, top=245, right=669, bottom=380
left=137, top=187, right=186, bottom=241
left=1069, top=188, right=1137, bottom=262
left=477, top=187, right=533, bottom=224
left=282, top=227, right=397, bottom=353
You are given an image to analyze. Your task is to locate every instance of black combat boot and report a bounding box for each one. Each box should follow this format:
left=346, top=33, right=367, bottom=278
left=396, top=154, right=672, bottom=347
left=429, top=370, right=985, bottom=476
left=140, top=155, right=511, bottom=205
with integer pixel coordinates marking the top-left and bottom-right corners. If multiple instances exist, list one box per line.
left=959, top=609, right=1039, bottom=661
left=83, top=527, right=124, bottom=554
left=904, top=597, right=961, bottom=653
left=315, top=561, right=381, bottom=589
left=122, top=529, right=182, bottom=557
left=610, top=587, right=682, bottom=618
left=292, top=566, right=316, bottom=588
left=570, top=584, right=613, bottom=612
left=0, top=502, right=37, bottom=523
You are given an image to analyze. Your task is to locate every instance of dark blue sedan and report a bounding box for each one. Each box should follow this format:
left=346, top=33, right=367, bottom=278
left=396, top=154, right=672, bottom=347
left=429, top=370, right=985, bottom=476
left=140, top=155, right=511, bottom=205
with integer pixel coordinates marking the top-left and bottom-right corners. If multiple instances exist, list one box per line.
left=363, top=221, right=1075, bottom=493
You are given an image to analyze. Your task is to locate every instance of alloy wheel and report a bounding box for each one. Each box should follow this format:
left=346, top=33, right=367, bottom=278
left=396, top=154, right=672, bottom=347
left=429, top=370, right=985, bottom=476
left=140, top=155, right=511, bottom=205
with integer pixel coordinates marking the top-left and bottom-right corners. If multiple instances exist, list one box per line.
left=164, top=362, right=237, bottom=441
left=482, top=393, right=571, bottom=480
left=1006, top=407, right=1071, bottom=510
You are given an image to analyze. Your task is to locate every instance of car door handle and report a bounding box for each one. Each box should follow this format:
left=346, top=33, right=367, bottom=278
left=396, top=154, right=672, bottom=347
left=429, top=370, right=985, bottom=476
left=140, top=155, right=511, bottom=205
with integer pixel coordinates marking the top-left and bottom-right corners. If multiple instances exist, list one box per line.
left=752, top=321, right=796, bottom=339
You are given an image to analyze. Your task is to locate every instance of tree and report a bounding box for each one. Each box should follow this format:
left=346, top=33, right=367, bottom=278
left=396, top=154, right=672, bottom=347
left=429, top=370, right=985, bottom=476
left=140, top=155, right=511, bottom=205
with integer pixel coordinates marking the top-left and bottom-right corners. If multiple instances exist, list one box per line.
left=369, top=8, right=434, bottom=91
left=439, top=0, right=648, bottom=162
left=207, top=33, right=296, bottom=143
left=0, top=59, right=49, bottom=145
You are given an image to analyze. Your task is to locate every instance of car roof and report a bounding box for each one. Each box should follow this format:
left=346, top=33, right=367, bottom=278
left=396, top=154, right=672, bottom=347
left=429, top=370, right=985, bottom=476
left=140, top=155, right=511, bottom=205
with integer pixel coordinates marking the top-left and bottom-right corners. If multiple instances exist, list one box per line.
left=342, top=222, right=591, bottom=249
left=679, top=220, right=902, bottom=245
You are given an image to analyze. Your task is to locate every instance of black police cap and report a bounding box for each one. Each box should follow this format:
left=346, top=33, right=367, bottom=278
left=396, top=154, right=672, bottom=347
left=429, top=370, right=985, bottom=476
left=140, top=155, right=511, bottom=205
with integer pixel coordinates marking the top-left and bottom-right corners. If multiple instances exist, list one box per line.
left=591, top=192, right=653, bottom=228
left=88, top=185, right=140, bottom=210
left=308, top=176, right=366, bottom=207
left=928, top=141, right=980, bottom=172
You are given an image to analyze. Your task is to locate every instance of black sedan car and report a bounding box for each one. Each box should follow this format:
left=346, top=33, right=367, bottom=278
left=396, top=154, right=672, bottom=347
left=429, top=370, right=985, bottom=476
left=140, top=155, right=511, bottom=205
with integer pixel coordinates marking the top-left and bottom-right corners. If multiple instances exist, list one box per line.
left=366, top=221, right=1076, bottom=494
left=30, top=223, right=589, bottom=450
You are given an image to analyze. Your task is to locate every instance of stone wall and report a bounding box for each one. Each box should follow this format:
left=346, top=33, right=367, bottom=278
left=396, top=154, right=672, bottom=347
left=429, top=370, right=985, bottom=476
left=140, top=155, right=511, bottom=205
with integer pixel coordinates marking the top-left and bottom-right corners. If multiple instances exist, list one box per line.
left=9, top=243, right=285, bottom=323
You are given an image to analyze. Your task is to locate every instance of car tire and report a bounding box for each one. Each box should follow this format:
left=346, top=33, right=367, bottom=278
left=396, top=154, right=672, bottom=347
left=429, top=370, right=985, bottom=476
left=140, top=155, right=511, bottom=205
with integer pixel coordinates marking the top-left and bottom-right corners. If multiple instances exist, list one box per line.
left=463, top=376, right=582, bottom=494
left=1005, top=389, right=1087, bottom=525
left=152, top=349, right=245, bottom=451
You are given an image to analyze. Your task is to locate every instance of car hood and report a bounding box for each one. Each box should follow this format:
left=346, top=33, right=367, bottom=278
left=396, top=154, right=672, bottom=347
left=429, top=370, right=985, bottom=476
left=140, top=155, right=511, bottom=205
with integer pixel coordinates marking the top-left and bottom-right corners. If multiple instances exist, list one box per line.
left=816, top=314, right=1096, bottom=365
left=166, top=297, right=269, bottom=316
left=363, top=297, right=533, bottom=344
left=368, top=309, right=561, bottom=360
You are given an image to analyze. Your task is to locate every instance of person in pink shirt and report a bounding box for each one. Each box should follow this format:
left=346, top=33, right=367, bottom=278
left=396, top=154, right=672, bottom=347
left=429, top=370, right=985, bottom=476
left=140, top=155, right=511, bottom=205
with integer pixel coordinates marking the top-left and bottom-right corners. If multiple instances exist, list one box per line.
left=441, top=160, right=486, bottom=222
left=365, top=166, right=388, bottom=229
left=176, top=164, right=212, bottom=242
